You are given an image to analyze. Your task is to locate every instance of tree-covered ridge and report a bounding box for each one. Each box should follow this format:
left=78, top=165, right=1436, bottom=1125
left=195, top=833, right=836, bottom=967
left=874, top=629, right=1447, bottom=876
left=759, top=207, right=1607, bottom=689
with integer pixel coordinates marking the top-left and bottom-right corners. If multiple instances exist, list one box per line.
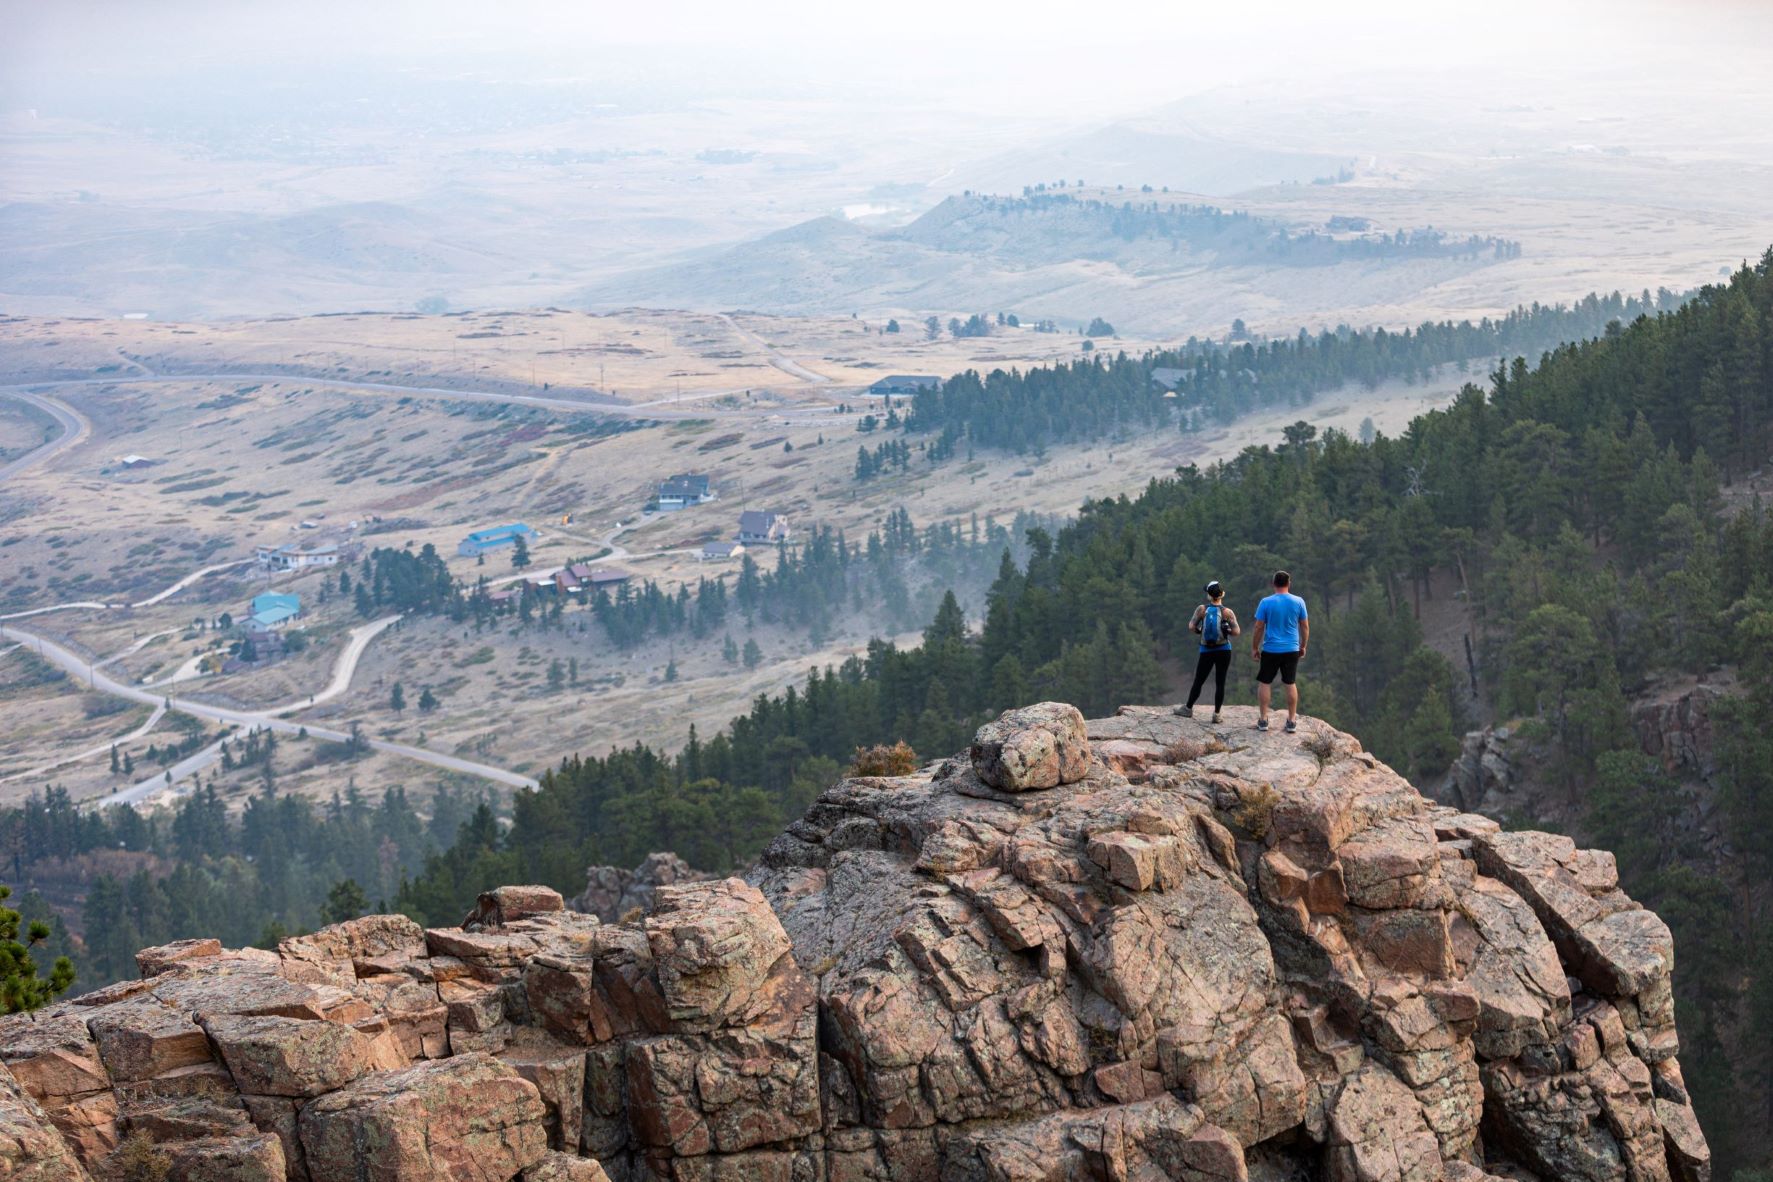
left=392, top=251, right=1772, bottom=1167
left=19, top=253, right=1773, bottom=1170
left=907, top=191, right=1523, bottom=265
left=905, top=288, right=1686, bottom=451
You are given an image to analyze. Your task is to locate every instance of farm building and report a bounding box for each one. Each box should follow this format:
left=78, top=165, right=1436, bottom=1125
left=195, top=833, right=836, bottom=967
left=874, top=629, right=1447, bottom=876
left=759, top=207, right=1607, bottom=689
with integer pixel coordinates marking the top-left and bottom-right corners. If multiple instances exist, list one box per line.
left=701, top=541, right=745, bottom=561
left=457, top=523, right=538, bottom=557
left=869, top=375, right=940, bottom=396
left=243, top=592, right=301, bottom=632
left=254, top=541, right=343, bottom=571
left=656, top=474, right=714, bottom=511
left=737, top=510, right=791, bottom=545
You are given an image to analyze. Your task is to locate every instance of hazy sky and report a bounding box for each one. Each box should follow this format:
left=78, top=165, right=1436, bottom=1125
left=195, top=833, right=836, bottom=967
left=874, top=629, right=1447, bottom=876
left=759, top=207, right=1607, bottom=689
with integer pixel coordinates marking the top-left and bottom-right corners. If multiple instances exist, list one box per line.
left=7, top=0, right=1770, bottom=121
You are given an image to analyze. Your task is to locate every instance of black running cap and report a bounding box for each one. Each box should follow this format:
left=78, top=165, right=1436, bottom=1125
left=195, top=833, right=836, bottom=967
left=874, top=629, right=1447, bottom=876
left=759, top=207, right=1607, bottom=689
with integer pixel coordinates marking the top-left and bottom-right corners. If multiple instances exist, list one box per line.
left=1204, top=581, right=1222, bottom=597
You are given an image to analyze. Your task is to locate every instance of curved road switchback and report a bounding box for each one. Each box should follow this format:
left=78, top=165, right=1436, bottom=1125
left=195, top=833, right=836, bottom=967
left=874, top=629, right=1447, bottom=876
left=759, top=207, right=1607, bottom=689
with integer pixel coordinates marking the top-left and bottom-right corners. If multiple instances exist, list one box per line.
left=0, top=390, right=89, bottom=482
left=0, top=620, right=538, bottom=805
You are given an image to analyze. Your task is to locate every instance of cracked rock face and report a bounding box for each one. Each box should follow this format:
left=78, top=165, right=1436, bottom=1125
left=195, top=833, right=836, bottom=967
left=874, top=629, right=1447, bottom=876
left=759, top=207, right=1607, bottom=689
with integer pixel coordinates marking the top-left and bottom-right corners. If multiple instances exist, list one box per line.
left=0, top=704, right=1710, bottom=1182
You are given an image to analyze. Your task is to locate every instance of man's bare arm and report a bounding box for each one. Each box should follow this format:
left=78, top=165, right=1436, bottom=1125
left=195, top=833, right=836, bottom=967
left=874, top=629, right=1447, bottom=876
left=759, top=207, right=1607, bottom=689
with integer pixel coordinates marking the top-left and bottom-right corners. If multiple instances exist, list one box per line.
left=1299, top=617, right=1310, bottom=658
left=1249, top=619, right=1265, bottom=659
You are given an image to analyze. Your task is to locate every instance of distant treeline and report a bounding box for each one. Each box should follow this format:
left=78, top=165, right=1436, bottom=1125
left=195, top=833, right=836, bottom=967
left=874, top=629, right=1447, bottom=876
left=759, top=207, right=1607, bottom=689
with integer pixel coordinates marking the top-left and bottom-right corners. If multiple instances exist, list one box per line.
left=904, top=288, right=1688, bottom=452
left=333, top=509, right=1051, bottom=648
left=2, top=781, right=486, bottom=985
left=592, top=512, right=1051, bottom=647
left=960, top=191, right=1521, bottom=264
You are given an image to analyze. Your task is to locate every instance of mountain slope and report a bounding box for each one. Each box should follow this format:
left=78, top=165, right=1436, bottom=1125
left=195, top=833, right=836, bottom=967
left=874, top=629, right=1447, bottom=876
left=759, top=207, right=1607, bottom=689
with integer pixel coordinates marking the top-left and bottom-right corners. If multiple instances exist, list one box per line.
left=575, top=192, right=1518, bottom=333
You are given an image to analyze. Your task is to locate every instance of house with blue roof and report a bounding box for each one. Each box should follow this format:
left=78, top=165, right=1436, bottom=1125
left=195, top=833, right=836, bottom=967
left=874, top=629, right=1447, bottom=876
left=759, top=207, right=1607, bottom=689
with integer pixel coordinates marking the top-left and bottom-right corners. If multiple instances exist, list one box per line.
left=457, top=522, right=538, bottom=557
left=244, top=592, right=301, bottom=632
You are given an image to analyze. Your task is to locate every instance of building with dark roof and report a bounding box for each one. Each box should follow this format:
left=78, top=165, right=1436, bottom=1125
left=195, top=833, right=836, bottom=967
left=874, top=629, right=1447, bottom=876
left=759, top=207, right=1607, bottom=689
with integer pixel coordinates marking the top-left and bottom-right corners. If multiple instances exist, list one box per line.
left=868, top=375, right=940, bottom=396
left=657, top=474, right=714, bottom=511
left=736, top=511, right=791, bottom=545
left=1149, top=367, right=1186, bottom=392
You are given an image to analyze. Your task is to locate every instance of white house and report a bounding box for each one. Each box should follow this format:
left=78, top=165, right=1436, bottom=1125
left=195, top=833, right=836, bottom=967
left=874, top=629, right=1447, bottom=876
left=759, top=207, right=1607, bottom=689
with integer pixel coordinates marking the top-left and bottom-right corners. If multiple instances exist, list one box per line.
left=254, top=542, right=342, bottom=571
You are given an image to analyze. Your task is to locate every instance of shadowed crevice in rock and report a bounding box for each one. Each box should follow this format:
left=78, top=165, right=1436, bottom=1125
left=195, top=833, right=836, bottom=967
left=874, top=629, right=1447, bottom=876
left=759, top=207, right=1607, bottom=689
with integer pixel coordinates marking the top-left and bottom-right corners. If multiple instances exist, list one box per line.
left=0, top=702, right=1710, bottom=1182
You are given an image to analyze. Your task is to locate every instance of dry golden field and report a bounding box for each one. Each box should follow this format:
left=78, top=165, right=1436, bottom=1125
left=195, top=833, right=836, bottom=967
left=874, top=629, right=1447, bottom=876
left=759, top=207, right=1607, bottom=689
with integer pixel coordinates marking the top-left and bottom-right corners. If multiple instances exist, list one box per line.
left=0, top=310, right=1467, bottom=809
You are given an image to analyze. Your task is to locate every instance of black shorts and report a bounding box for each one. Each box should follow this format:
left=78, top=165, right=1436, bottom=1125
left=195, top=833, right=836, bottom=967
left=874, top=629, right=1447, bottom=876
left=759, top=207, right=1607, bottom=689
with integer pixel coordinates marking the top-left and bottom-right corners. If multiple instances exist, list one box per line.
left=1257, top=651, right=1300, bottom=685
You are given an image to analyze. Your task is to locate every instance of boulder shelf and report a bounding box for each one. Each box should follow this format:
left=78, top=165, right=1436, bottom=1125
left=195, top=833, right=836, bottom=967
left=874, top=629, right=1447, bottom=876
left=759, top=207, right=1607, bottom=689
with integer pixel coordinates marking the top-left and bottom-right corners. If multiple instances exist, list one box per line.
left=0, top=703, right=1709, bottom=1182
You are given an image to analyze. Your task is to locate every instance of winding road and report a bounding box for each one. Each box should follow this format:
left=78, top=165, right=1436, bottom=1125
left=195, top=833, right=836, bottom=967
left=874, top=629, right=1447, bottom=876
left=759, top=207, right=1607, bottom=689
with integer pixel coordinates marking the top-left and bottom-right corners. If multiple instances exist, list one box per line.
left=0, top=361, right=800, bottom=799
left=0, top=619, right=538, bottom=807
left=0, top=390, right=89, bottom=482
left=716, top=313, right=833, bottom=385
left=2, top=559, right=537, bottom=801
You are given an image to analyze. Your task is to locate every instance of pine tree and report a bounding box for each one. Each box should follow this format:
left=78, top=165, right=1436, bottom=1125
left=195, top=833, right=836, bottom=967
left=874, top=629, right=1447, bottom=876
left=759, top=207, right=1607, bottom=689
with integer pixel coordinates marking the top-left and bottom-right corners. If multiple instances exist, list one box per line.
left=324, top=878, right=369, bottom=925
left=511, top=535, right=531, bottom=570
left=418, top=687, right=438, bottom=712
left=743, top=638, right=762, bottom=669
left=2, top=883, right=75, bottom=1013
left=723, top=635, right=739, bottom=664
left=390, top=683, right=406, bottom=714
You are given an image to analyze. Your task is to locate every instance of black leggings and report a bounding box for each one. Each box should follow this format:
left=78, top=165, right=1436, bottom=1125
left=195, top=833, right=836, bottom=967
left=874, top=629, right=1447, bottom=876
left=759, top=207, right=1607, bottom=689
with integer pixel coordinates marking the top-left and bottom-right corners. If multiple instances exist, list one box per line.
left=1186, top=648, right=1232, bottom=711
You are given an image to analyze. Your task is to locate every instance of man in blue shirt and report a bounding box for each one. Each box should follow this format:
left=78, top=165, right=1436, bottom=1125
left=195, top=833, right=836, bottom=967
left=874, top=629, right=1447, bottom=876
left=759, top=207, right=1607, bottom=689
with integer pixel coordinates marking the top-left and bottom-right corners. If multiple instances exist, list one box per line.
left=1249, top=570, right=1309, bottom=734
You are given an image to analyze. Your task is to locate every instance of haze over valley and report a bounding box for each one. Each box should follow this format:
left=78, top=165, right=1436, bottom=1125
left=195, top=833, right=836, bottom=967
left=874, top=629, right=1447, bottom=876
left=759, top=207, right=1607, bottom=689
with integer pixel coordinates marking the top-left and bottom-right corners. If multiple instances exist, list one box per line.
left=4, top=3, right=1773, bottom=1177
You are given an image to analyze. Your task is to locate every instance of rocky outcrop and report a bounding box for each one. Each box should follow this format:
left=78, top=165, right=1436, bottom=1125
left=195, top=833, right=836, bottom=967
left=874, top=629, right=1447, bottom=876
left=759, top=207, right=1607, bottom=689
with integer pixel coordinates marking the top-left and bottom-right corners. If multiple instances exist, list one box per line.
left=1439, top=725, right=1518, bottom=814
left=1630, top=679, right=1730, bottom=778
left=0, top=702, right=1709, bottom=1182
left=569, top=853, right=710, bottom=923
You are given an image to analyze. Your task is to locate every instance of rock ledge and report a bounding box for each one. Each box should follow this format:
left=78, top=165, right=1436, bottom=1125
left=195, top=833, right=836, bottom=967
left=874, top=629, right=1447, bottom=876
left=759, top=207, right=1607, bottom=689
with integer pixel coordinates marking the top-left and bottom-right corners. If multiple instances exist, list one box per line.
left=1, top=704, right=1709, bottom=1182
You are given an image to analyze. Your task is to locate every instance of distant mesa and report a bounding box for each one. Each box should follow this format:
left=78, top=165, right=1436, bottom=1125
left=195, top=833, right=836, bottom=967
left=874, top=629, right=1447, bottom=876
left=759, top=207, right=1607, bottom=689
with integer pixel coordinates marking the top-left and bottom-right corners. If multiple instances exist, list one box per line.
left=575, top=191, right=1521, bottom=327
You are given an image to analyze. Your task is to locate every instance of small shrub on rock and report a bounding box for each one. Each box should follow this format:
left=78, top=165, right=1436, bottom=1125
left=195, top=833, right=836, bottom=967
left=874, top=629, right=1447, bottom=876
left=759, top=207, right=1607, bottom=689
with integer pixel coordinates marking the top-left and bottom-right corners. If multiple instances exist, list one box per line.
left=850, top=741, right=919, bottom=777
left=1228, top=782, right=1280, bottom=839
left=99, top=1133, right=172, bottom=1182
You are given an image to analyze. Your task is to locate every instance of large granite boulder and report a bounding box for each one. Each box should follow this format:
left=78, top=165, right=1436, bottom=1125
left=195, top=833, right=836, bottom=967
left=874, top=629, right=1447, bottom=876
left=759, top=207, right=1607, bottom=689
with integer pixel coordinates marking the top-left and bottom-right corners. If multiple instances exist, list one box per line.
left=0, top=703, right=1709, bottom=1182
left=298, top=1054, right=547, bottom=1182
left=969, top=701, right=1091, bottom=791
